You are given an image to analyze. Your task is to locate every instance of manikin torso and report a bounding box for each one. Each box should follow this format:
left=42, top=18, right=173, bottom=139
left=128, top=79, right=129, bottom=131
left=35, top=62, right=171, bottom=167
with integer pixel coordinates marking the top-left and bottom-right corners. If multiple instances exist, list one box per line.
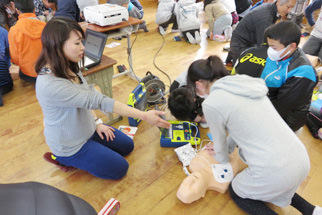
left=177, top=148, right=246, bottom=204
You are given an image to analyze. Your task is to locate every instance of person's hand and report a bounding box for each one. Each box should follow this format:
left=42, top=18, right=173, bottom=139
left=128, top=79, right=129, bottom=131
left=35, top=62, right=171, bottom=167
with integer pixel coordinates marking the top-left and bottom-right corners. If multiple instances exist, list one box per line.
left=96, top=124, right=115, bottom=141
left=205, top=143, right=215, bottom=156
left=142, top=110, right=170, bottom=128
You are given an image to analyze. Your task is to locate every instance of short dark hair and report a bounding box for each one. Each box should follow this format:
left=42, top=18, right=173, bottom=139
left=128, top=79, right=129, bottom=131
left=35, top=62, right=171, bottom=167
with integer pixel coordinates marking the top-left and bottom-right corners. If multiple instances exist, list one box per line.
left=14, top=0, right=34, bottom=13
left=35, top=17, right=85, bottom=79
left=168, top=86, right=196, bottom=121
left=264, top=20, right=301, bottom=46
left=187, top=55, right=229, bottom=88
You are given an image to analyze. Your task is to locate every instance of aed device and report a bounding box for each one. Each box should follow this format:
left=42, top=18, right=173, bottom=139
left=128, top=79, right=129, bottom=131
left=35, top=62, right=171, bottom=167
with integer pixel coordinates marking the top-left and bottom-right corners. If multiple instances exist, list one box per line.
left=160, top=121, right=200, bottom=147
left=127, top=72, right=166, bottom=126
left=127, top=82, right=147, bottom=126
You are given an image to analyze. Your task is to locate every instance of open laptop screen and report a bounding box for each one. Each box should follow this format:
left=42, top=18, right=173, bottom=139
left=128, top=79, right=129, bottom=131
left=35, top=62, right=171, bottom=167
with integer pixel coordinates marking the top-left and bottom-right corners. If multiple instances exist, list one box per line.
left=84, top=29, right=108, bottom=65
left=85, top=33, right=104, bottom=57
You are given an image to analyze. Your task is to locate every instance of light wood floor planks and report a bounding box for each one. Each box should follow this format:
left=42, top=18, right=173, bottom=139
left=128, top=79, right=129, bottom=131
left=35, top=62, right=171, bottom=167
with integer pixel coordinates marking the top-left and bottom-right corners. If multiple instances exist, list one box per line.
left=1, top=1, right=322, bottom=214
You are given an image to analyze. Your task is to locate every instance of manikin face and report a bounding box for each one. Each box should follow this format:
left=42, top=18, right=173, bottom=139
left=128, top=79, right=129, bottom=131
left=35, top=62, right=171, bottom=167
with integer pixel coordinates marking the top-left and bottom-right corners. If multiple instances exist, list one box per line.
left=63, top=30, right=84, bottom=63
left=177, top=172, right=207, bottom=203
left=277, top=0, right=296, bottom=19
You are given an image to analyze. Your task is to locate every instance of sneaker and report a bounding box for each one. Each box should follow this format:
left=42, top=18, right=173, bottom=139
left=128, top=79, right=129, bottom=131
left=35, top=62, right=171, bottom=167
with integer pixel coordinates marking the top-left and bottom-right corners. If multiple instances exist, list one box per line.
left=313, top=206, right=322, bottom=215
left=98, top=198, right=120, bottom=215
left=213, top=34, right=225, bottom=42
left=171, top=28, right=180, bottom=33
left=43, top=152, right=76, bottom=172
left=223, top=45, right=230, bottom=52
left=186, top=32, right=196, bottom=44
left=158, top=26, right=166, bottom=36
left=195, top=31, right=201, bottom=44
left=224, top=26, right=232, bottom=41
left=139, top=21, right=149, bottom=32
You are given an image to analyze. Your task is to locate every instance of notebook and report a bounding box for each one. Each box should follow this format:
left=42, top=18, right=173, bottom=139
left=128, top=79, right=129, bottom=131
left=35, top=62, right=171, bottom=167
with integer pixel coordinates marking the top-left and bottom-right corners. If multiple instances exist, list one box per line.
left=82, top=29, right=108, bottom=69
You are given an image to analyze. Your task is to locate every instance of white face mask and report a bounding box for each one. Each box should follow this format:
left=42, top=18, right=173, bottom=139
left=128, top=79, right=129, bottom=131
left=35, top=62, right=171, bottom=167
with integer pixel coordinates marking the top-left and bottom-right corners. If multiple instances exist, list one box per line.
left=267, top=45, right=291, bottom=61
left=198, top=94, right=209, bottom=99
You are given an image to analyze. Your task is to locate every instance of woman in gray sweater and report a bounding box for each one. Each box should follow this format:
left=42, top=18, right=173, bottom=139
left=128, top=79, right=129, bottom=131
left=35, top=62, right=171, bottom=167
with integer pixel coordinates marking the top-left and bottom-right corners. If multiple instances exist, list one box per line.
left=35, top=17, right=169, bottom=180
left=170, top=55, right=322, bottom=215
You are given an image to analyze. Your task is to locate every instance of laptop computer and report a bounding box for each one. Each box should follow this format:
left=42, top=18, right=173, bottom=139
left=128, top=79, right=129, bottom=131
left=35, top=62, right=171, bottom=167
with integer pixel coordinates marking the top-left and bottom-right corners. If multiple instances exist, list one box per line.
left=82, top=29, right=108, bottom=69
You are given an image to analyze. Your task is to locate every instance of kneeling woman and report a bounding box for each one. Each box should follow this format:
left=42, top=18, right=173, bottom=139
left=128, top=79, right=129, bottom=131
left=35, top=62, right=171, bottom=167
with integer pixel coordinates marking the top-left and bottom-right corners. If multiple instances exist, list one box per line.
left=172, top=55, right=321, bottom=214
left=35, top=17, right=169, bottom=180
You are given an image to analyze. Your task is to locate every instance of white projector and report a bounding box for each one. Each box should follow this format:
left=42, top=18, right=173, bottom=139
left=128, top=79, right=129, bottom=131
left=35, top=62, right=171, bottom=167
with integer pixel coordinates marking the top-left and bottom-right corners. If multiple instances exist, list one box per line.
left=83, top=3, right=129, bottom=26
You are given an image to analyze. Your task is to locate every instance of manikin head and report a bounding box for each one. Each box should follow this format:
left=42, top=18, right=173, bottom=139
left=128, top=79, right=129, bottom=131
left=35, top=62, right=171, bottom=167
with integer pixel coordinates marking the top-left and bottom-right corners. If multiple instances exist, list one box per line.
left=177, top=171, right=209, bottom=204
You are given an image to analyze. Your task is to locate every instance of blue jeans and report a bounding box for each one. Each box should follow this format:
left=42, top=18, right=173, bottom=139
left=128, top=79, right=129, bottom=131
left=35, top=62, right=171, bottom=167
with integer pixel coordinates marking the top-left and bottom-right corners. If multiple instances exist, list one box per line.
left=305, top=0, right=322, bottom=26
left=55, top=126, right=134, bottom=180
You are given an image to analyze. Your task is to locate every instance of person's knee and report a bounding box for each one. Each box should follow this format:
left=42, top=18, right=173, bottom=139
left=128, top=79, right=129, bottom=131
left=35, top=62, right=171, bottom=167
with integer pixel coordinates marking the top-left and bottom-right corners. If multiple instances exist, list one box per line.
left=97, top=160, right=129, bottom=180
left=122, top=139, right=134, bottom=156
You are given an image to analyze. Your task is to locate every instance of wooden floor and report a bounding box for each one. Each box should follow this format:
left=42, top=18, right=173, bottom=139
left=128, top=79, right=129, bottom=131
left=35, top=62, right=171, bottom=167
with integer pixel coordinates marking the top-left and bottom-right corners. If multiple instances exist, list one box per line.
left=1, top=1, right=322, bottom=214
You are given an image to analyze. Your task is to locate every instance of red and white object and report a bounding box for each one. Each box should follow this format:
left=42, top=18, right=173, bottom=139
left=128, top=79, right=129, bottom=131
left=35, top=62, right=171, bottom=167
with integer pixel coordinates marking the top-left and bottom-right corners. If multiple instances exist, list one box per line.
left=98, top=198, right=120, bottom=215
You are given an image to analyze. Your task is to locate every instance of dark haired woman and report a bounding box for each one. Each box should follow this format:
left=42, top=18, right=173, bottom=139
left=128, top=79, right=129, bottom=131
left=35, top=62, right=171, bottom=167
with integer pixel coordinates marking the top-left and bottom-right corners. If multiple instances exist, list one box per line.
left=184, top=55, right=321, bottom=215
left=35, top=17, right=169, bottom=180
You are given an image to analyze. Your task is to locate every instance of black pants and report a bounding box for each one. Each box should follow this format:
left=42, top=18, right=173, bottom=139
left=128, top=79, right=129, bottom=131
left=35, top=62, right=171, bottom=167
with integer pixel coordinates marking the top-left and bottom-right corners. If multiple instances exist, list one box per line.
left=19, top=70, right=36, bottom=83
left=0, top=82, right=13, bottom=106
left=159, top=14, right=178, bottom=30
left=229, top=183, right=315, bottom=215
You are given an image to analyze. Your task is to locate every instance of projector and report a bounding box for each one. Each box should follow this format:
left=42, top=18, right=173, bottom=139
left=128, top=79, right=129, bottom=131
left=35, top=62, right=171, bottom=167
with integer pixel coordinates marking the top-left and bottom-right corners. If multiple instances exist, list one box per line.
left=83, top=3, right=129, bottom=26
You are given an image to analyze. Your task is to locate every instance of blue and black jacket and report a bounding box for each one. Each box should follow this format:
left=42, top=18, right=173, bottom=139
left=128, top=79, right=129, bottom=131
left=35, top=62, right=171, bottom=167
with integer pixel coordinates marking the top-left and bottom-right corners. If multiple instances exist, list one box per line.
left=262, top=48, right=317, bottom=131
left=234, top=46, right=317, bottom=131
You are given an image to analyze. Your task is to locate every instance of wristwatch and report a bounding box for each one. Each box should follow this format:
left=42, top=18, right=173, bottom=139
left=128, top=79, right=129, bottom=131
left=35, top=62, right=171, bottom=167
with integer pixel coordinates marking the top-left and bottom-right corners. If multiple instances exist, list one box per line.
left=95, top=118, right=103, bottom=125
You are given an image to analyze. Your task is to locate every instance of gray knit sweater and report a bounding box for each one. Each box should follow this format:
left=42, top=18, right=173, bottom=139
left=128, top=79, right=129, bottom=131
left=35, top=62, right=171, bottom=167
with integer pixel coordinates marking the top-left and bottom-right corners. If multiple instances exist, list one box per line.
left=36, top=69, right=114, bottom=156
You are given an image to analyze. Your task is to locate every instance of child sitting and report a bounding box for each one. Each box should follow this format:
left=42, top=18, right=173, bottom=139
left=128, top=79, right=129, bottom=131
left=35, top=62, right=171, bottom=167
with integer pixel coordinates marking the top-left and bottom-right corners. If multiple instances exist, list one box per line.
left=108, top=0, right=148, bottom=32
left=155, top=0, right=178, bottom=35
left=175, top=0, right=201, bottom=44
left=204, top=0, right=233, bottom=41
left=33, top=0, right=54, bottom=22
left=168, top=86, right=207, bottom=126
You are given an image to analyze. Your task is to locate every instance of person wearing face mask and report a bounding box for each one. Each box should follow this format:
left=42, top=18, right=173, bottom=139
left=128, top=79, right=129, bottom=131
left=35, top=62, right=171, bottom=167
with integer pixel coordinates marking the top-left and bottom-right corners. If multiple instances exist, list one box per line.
left=232, top=21, right=317, bottom=132
left=168, top=55, right=322, bottom=215
left=0, top=0, right=18, bottom=28
left=262, top=20, right=317, bottom=132
left=225, top=0, right=296, bottom=66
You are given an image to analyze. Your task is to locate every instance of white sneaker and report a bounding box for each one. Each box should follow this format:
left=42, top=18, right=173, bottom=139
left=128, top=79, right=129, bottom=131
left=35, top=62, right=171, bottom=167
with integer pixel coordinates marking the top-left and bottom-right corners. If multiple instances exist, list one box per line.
left=158, top=26, right=166, bottom=36
left=171, top=28, right=180, bottom=33
left=186, top=32, right=196, bottom=44
left=224, top=26, right=232, bottom=41
left=313, top=206, right=322, bottom=215
left=195, top=31, right=201, bottom=44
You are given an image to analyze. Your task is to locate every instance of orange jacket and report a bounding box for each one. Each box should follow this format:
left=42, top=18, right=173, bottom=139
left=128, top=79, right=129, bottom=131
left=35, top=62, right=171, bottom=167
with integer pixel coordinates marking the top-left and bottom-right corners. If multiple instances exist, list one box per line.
left=8, top=13, right=45, bottom=78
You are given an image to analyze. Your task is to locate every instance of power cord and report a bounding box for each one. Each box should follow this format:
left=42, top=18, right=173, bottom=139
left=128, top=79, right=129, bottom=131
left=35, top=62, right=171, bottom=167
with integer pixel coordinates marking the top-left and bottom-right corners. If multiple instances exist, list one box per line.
left=153, top=30, right=172, bottom=96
